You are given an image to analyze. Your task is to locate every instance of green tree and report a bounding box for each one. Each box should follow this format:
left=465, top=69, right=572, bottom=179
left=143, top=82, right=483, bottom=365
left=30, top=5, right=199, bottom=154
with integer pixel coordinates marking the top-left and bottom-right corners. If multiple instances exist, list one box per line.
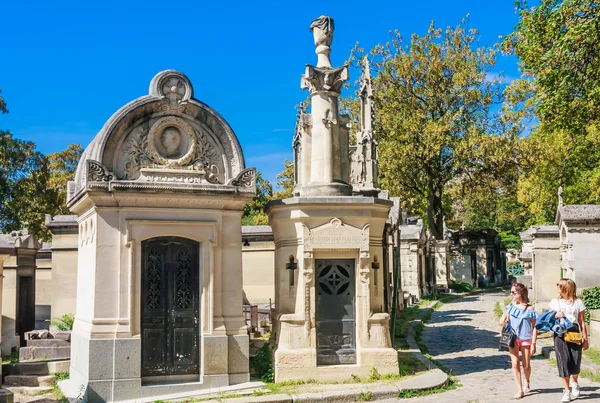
left=356, top=19, right=510, bottom=238
left=504, top=0, right=600, bottom=222
left=0, top=130, right=48, bottom=238
left=272, top=159, right=294, bottom=199
left=46, top=144, right=84, bottom=216
left=0, top=87, right=7, bottom=114
left=503, top=0, right=600, bottom=133
left=242, top=171, right=272, bottom=226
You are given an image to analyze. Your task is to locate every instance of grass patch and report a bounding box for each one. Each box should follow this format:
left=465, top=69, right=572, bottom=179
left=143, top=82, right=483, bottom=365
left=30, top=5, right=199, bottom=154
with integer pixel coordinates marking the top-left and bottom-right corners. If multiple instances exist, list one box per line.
left=394, top=305, right=422, bottom=349
left=397, top=376, right=459, bottom=398
left=397, top=351, right=427, bottom=376
left=494, top=301, right=503, bottom=319
left=580, top=369, right=600, bottom=383
left=1, top=350, right=18, bottom=365
left=51, top=371, right=69, bottom=402
left=358, top=391, right=373, bottom=401
left=504, top=296, right=512, bottom=306
left=583, top=346, right=600, bottom=366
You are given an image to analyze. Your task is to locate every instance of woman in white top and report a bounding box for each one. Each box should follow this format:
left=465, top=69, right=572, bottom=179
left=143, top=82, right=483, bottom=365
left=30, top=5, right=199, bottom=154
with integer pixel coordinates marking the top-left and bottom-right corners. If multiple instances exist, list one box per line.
left=550, top=278, right=588, bottom=402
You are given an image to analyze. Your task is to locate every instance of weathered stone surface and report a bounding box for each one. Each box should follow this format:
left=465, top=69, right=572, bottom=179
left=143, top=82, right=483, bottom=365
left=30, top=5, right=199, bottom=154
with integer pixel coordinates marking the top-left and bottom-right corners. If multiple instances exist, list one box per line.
left=3, top=360, right=69, bottom=376
left=19, top=346, right=70, bottom=361
left=26, top=339, right=70, bottom=347
left=3, top=375, right=55, bottom=387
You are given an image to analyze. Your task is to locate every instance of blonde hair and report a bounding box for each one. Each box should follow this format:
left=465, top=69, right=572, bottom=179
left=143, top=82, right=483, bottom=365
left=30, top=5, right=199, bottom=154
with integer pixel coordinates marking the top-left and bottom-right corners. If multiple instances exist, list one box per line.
left=557, top=278, right=577, bottom=301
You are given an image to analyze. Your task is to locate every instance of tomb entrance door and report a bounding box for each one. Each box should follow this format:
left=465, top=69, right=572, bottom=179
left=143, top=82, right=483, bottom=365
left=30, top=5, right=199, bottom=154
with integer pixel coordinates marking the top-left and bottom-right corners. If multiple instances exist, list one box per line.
left=141, top=237, right=200, bottom=381
left=315, top=259, right=356, bottom=365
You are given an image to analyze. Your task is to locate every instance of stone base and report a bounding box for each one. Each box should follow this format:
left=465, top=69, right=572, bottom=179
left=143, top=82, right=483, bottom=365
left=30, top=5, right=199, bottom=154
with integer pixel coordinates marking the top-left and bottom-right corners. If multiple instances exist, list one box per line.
left=66, top=332, right=250, bottom=402
left=0, top=389, right=13, bottom=403
left=300, top=182, right=352, bottom=196
left=274, top=347, right=399, bottom=383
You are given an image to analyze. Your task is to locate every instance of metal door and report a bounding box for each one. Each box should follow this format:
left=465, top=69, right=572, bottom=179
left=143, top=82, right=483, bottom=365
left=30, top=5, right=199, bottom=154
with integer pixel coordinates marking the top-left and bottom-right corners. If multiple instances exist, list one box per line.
left=316, top=259, right=356, bottom=365
left=141, top=237, right=200, bottom=378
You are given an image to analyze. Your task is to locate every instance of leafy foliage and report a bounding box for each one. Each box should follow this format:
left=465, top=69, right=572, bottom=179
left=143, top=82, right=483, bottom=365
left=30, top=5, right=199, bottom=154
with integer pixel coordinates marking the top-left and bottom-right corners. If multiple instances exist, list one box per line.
left=250, top=341, right=274, bottom=383
left=582, top=286, right=600, bottom=324
left=272, top=159, right=294, bottom=200
left=504, top=0, right=600, bottom=133
left=504, top=1, right=600, bottom=223
left=0, top=87, right=7, bottom=114
left=47, top=313, right=75, bottom=331
left=242, top=171, right=272, bottom=226
left=347, top=19, right=523, bottom=238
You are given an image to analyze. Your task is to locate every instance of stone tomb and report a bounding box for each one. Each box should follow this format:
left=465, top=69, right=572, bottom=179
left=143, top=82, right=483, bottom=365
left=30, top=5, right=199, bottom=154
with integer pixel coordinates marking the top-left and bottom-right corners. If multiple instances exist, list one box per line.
left=267, top=16, right=398, bottom=382
left=61, top=70, right=256, bottom=402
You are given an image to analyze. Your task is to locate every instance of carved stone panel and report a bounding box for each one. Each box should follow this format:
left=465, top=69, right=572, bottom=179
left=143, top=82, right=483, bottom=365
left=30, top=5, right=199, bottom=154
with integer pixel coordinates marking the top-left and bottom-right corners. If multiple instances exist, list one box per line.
left=116, top=116, right=224, bottom=184
left=303, top=218, right=369, bottom=252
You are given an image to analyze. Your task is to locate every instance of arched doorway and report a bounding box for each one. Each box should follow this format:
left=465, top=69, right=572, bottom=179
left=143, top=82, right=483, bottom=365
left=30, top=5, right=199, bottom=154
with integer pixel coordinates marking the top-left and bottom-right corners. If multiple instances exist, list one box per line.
left=141, top=237, right=200, bottom=381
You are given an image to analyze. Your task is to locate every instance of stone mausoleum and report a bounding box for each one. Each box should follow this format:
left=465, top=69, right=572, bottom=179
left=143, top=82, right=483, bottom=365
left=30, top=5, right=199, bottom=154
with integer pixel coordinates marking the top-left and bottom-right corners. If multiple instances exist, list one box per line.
left=60, top=70, right=256, bottom=402
left=267, top=16, right=399, bottom=382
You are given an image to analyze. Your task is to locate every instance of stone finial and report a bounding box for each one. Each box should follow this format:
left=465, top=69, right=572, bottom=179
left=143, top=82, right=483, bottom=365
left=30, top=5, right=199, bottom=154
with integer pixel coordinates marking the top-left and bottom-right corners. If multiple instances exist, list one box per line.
left=558, top=186, right=564, bottom=207
left=359, top=56, right=375, bottom=143
left=309, top=16, right=335, bottom=68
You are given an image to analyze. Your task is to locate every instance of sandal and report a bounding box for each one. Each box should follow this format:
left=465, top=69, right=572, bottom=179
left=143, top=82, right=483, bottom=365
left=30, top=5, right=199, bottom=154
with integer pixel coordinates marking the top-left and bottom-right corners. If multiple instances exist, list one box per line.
left=524, top=384, right=531, bottom=394
left=514, top=392, right=524, bottom=399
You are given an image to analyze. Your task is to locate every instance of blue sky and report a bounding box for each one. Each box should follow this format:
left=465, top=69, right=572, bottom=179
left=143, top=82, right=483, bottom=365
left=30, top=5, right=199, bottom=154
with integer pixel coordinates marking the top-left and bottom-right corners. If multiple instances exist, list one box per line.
left=0, top=0, right=521, bottom=186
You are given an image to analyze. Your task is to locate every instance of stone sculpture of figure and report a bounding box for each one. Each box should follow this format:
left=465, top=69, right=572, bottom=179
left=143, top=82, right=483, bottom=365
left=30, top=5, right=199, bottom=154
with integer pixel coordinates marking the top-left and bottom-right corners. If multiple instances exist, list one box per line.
left=309, top=16, right=335, bottom=68
left=309, top=16, right=334, bottom=47
left=161, top=127, right=182, bottom=157
left=558, top=185, right=564, bottom=207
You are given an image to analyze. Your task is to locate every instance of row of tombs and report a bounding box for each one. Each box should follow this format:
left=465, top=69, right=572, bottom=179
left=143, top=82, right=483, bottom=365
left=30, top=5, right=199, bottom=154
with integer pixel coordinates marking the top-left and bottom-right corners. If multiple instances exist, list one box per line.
left=0, top=16, right=507, bottom=402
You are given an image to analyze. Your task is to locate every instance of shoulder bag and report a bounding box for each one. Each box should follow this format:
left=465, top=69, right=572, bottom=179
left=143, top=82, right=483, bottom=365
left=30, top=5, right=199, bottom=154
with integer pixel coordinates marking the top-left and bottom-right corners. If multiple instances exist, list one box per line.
left=500, top=304, right=528, bottom=349
left=560, top=300, right=583, bottom=345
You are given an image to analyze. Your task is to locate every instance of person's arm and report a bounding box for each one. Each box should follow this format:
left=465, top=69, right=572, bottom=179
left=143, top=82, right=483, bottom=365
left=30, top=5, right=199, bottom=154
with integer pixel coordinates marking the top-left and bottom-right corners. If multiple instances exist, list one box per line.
left=531, top=318, right=538, bottom=354
left=579, top=309, right=589, bottom=349
left=499, top=312, right=508, bottom=327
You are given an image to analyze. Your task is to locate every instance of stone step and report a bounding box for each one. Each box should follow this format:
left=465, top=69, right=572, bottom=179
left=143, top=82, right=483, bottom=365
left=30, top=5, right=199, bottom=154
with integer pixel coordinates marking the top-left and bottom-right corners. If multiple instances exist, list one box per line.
left=26, top=339, right=70, bottom=347
left=3, top=359, right=70, bottom=376
left=19, top=346, right=70, bottom=361
left=4, top=375, right=55, bottom=387
left=5, top=385, right=53, bottom=396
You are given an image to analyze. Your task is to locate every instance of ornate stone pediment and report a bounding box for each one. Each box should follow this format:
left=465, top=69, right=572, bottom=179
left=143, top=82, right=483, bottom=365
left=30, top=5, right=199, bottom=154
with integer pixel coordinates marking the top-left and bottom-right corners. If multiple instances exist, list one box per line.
left=68, top=70, right=254, bottom=204
left=302, top=218, right=369, bottom=252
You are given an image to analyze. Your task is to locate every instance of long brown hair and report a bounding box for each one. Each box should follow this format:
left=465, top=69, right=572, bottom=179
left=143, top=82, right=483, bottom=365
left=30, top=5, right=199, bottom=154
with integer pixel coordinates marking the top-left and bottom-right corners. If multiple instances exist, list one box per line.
left=557, top=278, right=577, bottom=301
left=512, top=282, right=529, bottom=304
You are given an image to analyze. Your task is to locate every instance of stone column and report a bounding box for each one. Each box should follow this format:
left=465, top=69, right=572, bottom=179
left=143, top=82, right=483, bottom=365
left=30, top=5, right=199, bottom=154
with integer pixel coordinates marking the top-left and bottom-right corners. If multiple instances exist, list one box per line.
left=0, top=250, right=14, bottom=403
left=299, top=16, right=351, bottom=196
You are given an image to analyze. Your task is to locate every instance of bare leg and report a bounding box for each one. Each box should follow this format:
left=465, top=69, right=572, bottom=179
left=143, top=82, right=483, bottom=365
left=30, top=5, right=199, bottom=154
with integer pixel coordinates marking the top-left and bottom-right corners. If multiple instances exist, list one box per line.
left=572, top=374, right=579, bottom=383
left=520, top=345, right=532, bottom=387
left=509, top=346, right=523, bottom=395
left=561, top=377, right=570, bottom=390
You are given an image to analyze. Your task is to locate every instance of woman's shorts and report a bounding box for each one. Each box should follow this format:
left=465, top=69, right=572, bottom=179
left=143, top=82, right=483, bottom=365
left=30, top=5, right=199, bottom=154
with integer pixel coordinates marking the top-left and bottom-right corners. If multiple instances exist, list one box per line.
left=515, top=339, right=532, bottom=347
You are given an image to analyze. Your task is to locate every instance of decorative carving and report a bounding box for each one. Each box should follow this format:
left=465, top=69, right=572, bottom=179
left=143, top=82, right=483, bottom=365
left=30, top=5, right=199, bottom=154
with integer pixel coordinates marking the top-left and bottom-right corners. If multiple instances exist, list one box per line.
left=120, top=117, right=222, bottom=183
left=301, top=65, right=349, bottom=94
left=146, top=247, right=162, bottom=309
left=176, top=246, right=192, bottom=309
left=303, top=218, right=370, bottom=252
left=147, top=117, right=197, bottom=168
left=149, top=71, right=193, bottom=109
left=87, top=160, right=114, bottom=182
left=230, top=168, right=256, bottom=188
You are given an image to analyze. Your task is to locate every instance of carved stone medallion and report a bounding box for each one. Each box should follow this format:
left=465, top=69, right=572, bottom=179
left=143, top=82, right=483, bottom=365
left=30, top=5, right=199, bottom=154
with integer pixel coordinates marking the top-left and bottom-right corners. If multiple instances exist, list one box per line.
left=147, top=117, right=197, bottom=168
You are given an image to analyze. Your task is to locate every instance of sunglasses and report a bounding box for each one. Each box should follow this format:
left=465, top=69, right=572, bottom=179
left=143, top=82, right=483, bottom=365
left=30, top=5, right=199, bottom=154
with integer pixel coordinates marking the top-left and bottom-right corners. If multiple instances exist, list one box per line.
left=510, top=291, right=518, bottom=295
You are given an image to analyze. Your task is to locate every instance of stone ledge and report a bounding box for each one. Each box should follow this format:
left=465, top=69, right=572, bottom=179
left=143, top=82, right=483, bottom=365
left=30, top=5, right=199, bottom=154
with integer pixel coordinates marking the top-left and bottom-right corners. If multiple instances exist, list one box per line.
left=267, top=196, right=393, bottom=209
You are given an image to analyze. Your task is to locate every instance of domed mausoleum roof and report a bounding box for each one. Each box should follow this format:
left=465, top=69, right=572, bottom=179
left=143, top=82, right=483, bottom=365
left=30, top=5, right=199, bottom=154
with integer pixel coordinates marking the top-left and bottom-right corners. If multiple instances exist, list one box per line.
left=68, top=70, right=255, bottom=206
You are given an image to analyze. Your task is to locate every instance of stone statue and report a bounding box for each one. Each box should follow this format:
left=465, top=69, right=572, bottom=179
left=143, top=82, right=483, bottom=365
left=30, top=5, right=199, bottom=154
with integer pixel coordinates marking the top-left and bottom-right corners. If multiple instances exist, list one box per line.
left=309, top=16, right=335, bottom=68
left=558, top=185, right=564, bottom=207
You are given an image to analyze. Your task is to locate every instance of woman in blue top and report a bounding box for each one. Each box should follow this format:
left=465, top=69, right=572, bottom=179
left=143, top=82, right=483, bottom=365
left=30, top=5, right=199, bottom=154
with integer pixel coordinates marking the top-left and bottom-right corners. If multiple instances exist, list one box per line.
left=499, top=282, right=538, bottom=399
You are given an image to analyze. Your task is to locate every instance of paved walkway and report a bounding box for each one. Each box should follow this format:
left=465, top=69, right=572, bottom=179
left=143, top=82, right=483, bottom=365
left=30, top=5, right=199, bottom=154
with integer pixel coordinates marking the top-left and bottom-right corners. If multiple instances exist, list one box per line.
left=383, top=292, right=600, bottom=402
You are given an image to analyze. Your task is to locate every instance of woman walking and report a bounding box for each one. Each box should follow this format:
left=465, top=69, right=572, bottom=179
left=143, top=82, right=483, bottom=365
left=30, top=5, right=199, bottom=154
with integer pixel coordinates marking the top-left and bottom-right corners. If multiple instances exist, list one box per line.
left=500, top=282, right=538, bottom=399
left=551, top=278, right=588, bottom=402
